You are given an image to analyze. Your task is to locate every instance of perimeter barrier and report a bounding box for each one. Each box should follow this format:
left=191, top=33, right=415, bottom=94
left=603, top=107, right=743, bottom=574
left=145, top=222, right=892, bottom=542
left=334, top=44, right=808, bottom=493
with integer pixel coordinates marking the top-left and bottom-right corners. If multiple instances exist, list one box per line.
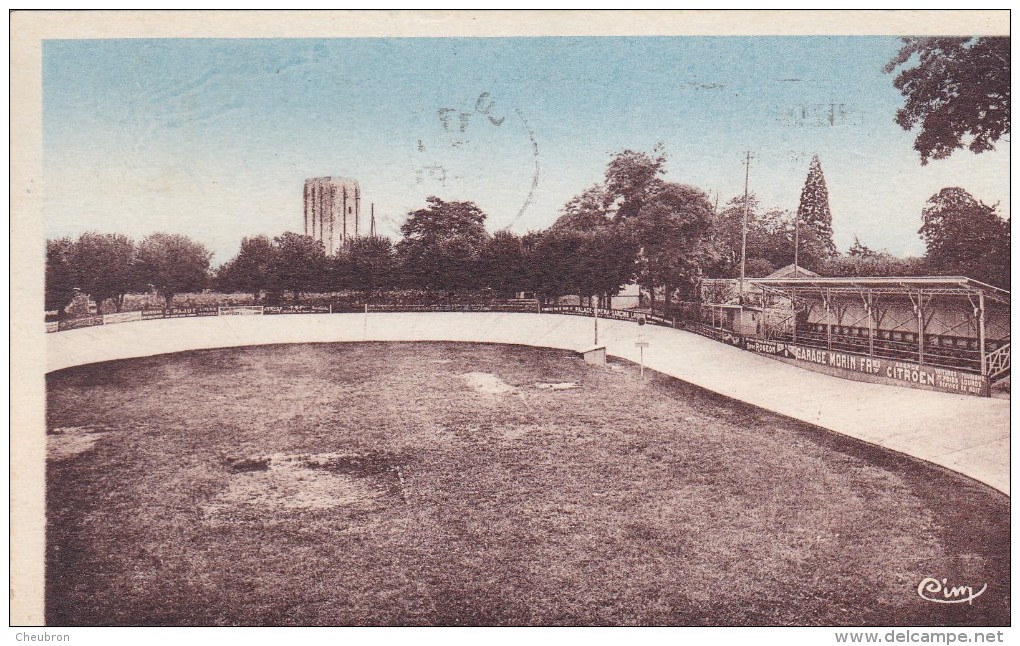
left=43, top=299, right=992, bottom=396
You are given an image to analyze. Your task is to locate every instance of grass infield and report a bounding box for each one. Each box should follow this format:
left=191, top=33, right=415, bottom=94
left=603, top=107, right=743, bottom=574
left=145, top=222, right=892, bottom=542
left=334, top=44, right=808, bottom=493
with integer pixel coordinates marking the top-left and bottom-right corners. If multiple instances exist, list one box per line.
left=46, top=342, right=1009, bottom=626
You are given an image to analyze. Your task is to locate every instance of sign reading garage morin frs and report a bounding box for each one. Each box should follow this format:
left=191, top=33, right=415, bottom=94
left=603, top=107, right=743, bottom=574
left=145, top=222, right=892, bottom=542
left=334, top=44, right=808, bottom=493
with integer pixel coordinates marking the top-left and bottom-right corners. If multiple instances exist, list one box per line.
left=744, top=339, right=989, bottom=396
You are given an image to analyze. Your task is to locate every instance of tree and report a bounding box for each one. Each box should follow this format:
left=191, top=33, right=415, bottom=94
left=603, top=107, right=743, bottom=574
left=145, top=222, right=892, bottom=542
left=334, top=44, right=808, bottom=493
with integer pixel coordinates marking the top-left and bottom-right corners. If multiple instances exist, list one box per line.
left=748, top=206, right=829, bottom=274
left=216, top=235, right=275, bottom=302
left=847, top=236, right=877, bottom=258
left=551, top=185, right=613, bottom=232
left=346, top=235, right=397, bottom=296
left=529, top=226, right=636, bottom=305
left=397, top=197, right=489, bottom=293
left=919, top=187, right=1010, bottom=288
left=821, top=252, right=927, bottom=278
left=795, top=155, right=837, bottom=258
left=710, top=194, right=759, bottom=277
left=520, top=230, right=545, bottom=295
left=744, top=257, right=776, bottom=279
left=603, top=145, right=667, bottom=220
left=71, top=232, right=137, bottom=313
left=135, top=233, right=212, bottom=308
left=45, top=237, right=76, bottom=315
left=268, top=232, right=329, bottom=301
left=530, top=229, right=586, bottom=302
left=752, top=208, right=791, bottom=270
left=580, top=225, right=639, bottom=306
left=629, top=182, right=714, bottom=309
left=536, top=167, right=645, bottom=305
left=478, top=230, right=529, bottom=297
left=544, top=182, right=634, bottom=301
left=885, top=37, right=1010, bottom=164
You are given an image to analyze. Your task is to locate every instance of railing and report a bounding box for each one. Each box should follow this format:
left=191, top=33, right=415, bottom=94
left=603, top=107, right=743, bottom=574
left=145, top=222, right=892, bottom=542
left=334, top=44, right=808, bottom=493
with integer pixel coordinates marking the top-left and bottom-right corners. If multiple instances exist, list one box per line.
left=689, top=323, right=743, bottom=345
left=542, top=305, right=678, bottom=328
left=986, top=343, right=1010, bottom=382
left=46, top=299, right=544, bottom=333
left=769, top=329, right=988, bottom=374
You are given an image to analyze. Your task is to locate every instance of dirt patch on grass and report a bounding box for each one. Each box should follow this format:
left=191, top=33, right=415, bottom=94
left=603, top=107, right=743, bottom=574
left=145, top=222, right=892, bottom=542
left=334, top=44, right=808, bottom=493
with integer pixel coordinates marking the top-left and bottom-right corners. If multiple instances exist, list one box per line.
left=461, top=372, right=514, bottom=394
left=535, top=382, right=578, bottom=390
left=47, top=426, right=111, bottom=461
left=204, top=452, right=404, bottom=519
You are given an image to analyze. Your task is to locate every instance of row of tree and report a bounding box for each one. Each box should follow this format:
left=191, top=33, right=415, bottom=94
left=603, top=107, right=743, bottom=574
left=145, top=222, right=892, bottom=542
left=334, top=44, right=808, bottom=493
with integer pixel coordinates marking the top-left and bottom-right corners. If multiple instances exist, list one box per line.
left=214, top=208, right=637, bottom=306
left=46, top=232, right=212, bottom=313
left=45, top=146, right=1010, bottom=317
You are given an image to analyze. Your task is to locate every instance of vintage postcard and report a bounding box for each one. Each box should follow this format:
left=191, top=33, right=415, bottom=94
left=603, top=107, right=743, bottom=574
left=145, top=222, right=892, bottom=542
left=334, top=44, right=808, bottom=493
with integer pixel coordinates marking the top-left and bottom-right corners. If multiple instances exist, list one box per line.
left=10, top=9, right=1011, bottom=638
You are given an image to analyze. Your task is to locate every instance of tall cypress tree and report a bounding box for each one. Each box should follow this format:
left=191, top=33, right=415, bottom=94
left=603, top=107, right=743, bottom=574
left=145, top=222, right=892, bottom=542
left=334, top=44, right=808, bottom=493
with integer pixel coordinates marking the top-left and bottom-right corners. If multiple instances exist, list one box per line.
left=796, top=155, right=837, bottom=258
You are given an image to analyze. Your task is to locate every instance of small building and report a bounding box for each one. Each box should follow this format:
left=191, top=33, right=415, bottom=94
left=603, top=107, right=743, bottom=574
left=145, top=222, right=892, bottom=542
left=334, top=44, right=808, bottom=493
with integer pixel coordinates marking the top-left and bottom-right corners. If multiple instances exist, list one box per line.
left=697, top=267, right=817, bottom=337
left=552, top=282, right=643, bottom=310
left=762, top=263, right=818, bottom=280
left=610, top=282, right=641, bottom=310
left=701, top=302, right=762, bottom=337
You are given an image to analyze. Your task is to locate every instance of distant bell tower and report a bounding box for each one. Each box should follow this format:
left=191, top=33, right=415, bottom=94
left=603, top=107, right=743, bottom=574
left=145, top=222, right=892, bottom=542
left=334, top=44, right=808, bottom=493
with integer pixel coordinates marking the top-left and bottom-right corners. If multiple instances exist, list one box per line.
left=303, top=177, right=361, bottom=255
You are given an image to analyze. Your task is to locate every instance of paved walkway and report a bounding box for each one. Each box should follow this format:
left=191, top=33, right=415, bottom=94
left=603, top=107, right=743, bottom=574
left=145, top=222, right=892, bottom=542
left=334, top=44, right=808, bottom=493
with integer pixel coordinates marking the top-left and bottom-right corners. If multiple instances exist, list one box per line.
left=47, top=312, right=1010, bottom=494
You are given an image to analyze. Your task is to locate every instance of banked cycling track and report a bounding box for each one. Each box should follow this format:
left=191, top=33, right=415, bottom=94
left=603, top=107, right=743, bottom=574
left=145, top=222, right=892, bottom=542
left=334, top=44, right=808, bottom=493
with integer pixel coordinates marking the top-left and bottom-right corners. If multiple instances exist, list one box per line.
left=46, top=311, right=1010, bottom=495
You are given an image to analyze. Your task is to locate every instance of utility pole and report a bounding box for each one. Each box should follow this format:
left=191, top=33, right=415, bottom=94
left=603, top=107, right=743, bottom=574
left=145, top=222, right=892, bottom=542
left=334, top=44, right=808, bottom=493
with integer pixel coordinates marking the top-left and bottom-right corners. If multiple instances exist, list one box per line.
left=341, top=186, right=349, bottom=247
left=793, top=208, right=800, bottom=277
left=370, top=203, right=376, bottom=238
left=739, top=151, right=753, bottom=302
left=355, top=187, right=361, bottom=238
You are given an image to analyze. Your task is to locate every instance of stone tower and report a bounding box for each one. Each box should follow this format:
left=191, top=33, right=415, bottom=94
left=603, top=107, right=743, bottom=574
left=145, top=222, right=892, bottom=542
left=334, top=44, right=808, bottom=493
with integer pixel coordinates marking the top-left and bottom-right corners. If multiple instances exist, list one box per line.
left=303, top=177, right=361, bottom=255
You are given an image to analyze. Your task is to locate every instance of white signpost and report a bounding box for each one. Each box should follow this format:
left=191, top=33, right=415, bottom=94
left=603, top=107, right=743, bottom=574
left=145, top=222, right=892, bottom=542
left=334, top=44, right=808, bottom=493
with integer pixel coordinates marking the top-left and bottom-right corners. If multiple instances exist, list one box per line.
left=635, top=339, right=650, bottom=379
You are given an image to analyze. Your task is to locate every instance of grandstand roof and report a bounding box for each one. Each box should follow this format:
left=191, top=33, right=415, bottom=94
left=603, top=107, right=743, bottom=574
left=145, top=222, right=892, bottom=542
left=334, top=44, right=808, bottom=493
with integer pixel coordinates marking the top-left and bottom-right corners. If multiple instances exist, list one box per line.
left=749, top=276, right=1010, bottom=306
left=763, top=263, right=819, bottom=279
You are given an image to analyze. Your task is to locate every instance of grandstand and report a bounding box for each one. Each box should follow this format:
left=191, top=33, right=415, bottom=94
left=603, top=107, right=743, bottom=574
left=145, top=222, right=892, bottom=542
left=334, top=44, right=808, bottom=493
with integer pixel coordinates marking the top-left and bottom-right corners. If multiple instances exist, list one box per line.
left=697, top=275, right=1010, bottom=395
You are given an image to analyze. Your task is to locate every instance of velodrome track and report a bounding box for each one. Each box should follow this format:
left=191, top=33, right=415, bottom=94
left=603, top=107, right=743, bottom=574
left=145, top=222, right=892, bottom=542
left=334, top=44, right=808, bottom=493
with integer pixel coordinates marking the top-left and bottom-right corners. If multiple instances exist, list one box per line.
left=47, top=311, right=1011, bottom=495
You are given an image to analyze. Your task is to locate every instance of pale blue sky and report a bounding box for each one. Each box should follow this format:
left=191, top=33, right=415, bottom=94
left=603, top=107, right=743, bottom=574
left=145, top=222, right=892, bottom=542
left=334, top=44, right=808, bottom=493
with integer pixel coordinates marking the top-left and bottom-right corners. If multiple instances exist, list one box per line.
left=43, top=36, right=1010, bottom=264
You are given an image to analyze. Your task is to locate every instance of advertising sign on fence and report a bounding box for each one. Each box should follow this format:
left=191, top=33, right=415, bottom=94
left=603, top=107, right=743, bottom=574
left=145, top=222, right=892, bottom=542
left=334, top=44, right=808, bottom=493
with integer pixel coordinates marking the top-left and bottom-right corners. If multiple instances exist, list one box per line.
left=544, top=305, right=677, bottom=328
left=165, top=307, right=219, bottom=318
left=217, top=306, right=264, bottom=316
left=263, top=305, right=331, bottom=315
left=102, top=311, right=143, bottom=325
left=743, top=338, right=989, bottom=396
left=289, top=305, right=330, bottom=314
left=57, top=315, right=104, bottom=331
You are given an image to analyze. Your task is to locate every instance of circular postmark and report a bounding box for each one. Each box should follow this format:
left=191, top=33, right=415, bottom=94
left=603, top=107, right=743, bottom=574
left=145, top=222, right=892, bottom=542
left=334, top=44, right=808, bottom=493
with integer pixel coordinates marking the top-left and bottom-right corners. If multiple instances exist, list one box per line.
left=410, top=91, right=539, bottom=230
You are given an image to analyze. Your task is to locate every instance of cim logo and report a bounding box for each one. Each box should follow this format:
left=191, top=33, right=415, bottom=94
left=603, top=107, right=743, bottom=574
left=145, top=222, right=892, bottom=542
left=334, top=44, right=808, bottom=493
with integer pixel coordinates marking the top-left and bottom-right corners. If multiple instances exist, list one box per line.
left=917, top=578, right=987, bottom=605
